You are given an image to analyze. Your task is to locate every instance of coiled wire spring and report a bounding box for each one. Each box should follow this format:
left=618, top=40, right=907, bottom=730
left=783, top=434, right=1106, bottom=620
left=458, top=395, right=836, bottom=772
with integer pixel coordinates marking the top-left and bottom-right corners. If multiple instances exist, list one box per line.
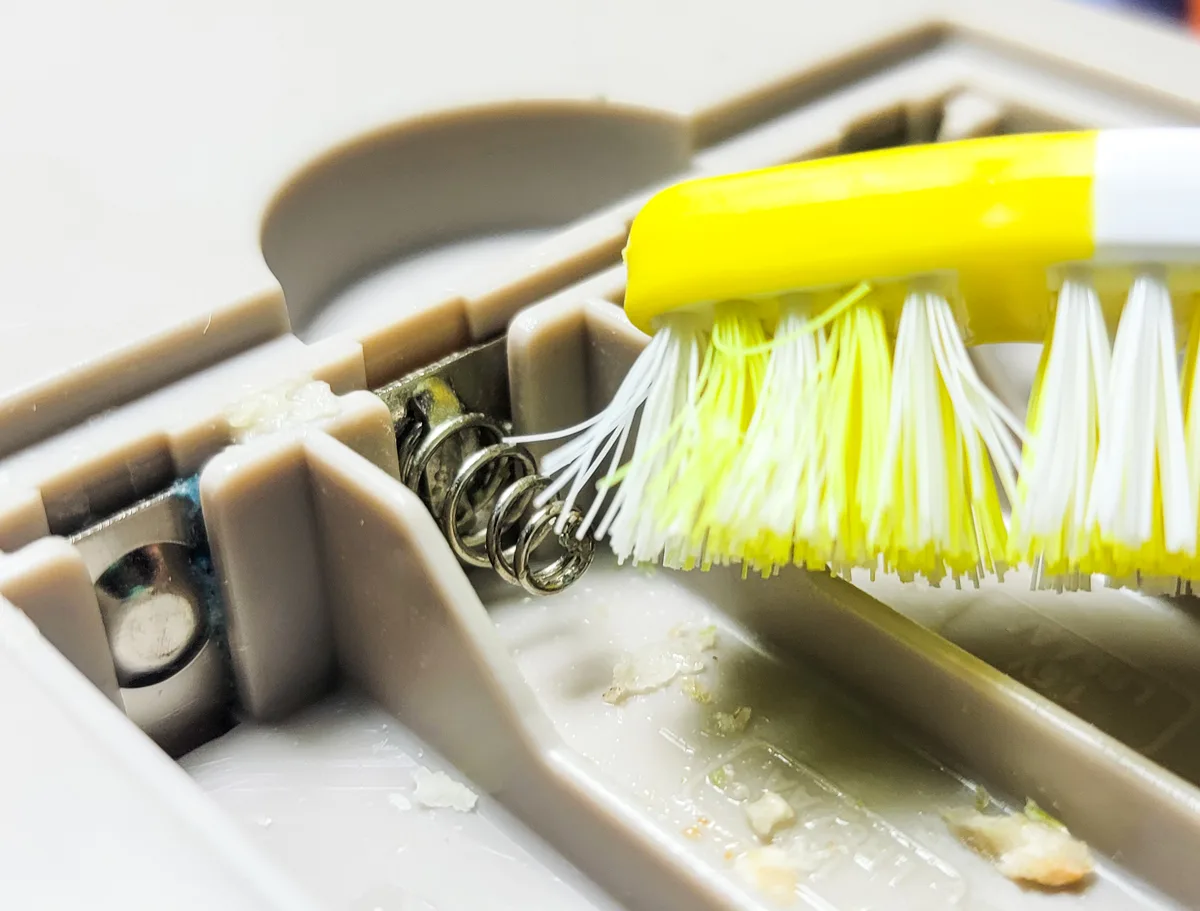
left=394, top=376, right=594, bottom=595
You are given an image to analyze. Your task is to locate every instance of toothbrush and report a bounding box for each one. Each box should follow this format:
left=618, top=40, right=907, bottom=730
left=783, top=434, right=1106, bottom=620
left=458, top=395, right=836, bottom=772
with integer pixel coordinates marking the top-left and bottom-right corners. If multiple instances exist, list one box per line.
left=516, top=129, right=1200, bottom=593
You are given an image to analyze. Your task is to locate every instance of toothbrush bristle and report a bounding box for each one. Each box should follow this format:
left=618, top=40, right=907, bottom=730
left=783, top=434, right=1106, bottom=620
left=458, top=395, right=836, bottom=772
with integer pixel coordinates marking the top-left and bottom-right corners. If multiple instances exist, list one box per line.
left=526, top=271, right=1200, bottom=593
left=871, top=289, right=1021, bottom=585
left=1008, top=277, right=1110, bottom=586
left=1087, top=272, right=1194, bottom=580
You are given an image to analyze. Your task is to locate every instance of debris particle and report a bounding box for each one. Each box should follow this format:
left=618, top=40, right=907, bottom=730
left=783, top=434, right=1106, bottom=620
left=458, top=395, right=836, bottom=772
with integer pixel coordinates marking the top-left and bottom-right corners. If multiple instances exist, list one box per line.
left=710, top=706, right=753, bottom=736
left=708, top=764, right=733, bottom=788
left=729, top=783, right=752, bottom=801
left=388, top=792, right=412, bottom=812
left=973, top=784, right=991, bottom=812
left=1024, top=798, right=1066, bottom=831
left=681, top=676, right=713, bottom=704
left=255, top=816, right=273, bottom=828
left=412, top=767, right=478, bottom=812
left=944, top=807, right=1093, bottom=888
left=683, top=824, right=703, bottom=840
left=227, top=380, right=341, bottom=441
left=603, top=624, right=718, bottom=704
left=746, top=791, right=796, bottom=840
left=734, top=846, right=798, bottom=904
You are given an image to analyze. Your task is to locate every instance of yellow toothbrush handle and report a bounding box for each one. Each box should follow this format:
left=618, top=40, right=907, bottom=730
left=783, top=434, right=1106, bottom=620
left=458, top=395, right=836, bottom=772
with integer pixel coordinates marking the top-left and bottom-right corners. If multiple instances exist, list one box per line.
left=623, top=129, right=1200, bottom=343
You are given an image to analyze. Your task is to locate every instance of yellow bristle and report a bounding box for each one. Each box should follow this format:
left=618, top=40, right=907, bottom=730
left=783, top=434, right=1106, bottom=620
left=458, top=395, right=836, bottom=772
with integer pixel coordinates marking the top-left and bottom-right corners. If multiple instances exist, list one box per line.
left=527, top=268, right=1199, bottom=596
left=1008, top=278, right=1109, bottom=588
left=816, top=301, right=891, bottom=575
left=1184, top=305, right=1200, bottom=583
left=869, top=291, right=1021, bottom=585
left=703, top=299, right=818, bottom=572
left=1087, top=273, right=1194, bottom=583
left=651, top=304, right=768, bottom=568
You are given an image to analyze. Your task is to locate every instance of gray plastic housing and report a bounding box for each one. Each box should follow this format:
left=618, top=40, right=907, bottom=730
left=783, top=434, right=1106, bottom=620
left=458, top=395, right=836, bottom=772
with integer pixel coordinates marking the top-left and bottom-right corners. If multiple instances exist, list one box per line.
left=5, top=2, right=1200, bottom=909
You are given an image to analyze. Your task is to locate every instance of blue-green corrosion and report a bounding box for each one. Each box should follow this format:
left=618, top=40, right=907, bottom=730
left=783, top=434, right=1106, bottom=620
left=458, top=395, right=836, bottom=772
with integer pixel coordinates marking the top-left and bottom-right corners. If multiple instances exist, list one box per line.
left=170, top=474, right=238, bottom=716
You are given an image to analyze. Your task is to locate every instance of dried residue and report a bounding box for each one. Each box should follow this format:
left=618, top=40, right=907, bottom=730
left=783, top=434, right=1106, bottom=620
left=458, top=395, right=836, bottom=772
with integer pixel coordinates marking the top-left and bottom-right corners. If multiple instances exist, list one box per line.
left=602, top=624, right=718, bottom=704
left=680, top=676, right=713, bottom=704
left=729, top=786, right=804, bottom=904
left=734, top=846, right=798, bottom=904
left=227, top=380, right=341, bottom=442
left=412, top=767, right=478, bottom=812
left=709, top=706, right=752, bottom=736
left=733, top=836, right=853, bottom=904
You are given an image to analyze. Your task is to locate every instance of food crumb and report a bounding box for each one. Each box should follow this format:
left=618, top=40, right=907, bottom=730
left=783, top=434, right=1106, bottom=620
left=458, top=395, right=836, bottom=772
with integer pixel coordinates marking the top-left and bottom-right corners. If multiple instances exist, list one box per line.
left=387, top=792, right=412, bottom=812
left=681, top=676, right=713, bottom=704
left=412, top=767, right=478, bottom=812
left=683, top=824, right=703, bottom=840
left=603, top=624, right=718, bottom=704
left=745, top=790, right=796, bottom=840
left=944, top=807, right=1093, bottom=888
left=734, top=846, right=798, bottom=904
left=710, top=706, right=753, bottom=736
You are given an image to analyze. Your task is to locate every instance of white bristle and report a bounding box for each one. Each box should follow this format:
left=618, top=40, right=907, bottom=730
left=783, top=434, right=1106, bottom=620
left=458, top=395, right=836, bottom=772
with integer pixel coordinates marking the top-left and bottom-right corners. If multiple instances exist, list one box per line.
left=872, top=293, right=949, bottom=564
left=711, top=298, right=822, bottom=566
left=871, top=290, right=1023, bottom=583
left=1009, top=278, right=1110, bottom=583
left=1087, top=271, right=1194, bottom=564
left=606, top=316, right=707, bottom=564
left=520, top=271, right=1200, bottom=593
left=521, top=313, right=708, bottom=561
left=509, top=328, right=670, bottom=535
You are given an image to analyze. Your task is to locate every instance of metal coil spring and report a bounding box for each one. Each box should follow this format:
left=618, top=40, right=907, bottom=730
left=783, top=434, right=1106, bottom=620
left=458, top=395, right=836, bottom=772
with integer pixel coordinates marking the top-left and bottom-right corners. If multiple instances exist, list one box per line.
left=399, top=410, right=595, bottom=595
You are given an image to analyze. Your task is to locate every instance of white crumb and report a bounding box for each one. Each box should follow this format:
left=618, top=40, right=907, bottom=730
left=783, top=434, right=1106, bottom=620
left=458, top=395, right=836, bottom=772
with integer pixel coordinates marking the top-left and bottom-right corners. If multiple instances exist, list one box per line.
left=388, top=792, right=413, bottom=812
left=745, top=791, right=796, bottom=840
left=944, top=808, right=1093, bottom=887
left=412, top=767, right=478, bottom=812
left=729, top=782, right=752, bottom=801
left=734, top=846, right=798, bottom=903
left=227, top=379, right=341, bottom=441
left=711, top=706, right=752, bottom=736
left=733, top=836, right=851, bottom=903
left=603, top=624, right=718, bottom=704
left=255, top=816, right=272, bottom=828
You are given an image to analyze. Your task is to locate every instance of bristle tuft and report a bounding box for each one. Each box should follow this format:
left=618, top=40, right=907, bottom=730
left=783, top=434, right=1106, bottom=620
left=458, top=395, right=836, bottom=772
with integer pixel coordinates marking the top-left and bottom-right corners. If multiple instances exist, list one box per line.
left=870, top=290, right=1021, bottom=585
left=1185, top=306, right=1200, bottom=578
left=1009, top=277, right=1110, bottom=587
left=654, top=303, right=769, bottom=568
left=711, top=296, right=825, bottom=572
left=816, top=299, right=892, bottom=576
left=1087, top=271, right=1194, bottom=579
left=526, top=272, right=1200, bottom=595
left=603, top=313, right=707, bottom=564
